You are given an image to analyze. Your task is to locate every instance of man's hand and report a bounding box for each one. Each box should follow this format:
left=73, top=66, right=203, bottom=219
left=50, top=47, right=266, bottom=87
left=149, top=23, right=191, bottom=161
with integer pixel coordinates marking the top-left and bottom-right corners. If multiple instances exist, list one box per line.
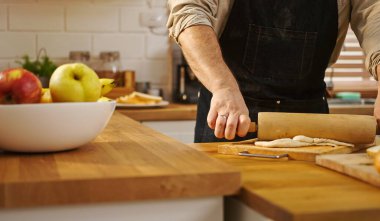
left=178, top=25, right=251, bottom=140
left=375, top=65, right=380, bottom=132
left=207, top=87, right=251, bottom=140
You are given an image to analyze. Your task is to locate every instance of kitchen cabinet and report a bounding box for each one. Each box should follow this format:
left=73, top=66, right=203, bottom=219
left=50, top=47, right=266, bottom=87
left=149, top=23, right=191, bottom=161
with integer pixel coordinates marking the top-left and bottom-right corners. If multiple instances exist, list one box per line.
left=0, top=113, right=240, bottom=221
left=117, top=103, right=198, bottom=143
left=1, top=198, right=223, bottom=221
left=142, top=120, right=196, bottom=143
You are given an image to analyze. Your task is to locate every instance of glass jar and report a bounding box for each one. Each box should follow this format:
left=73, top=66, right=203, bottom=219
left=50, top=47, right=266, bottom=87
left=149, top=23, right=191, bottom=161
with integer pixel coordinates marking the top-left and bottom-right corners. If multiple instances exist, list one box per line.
left=96, top=51, right=124, bottom=87
left=69, top=51, right=90, bottom=66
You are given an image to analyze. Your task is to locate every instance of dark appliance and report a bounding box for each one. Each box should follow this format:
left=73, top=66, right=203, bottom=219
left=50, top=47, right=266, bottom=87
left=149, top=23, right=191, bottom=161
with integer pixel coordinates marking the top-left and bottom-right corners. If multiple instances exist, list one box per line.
left=173, top=54, right=201, bottom=104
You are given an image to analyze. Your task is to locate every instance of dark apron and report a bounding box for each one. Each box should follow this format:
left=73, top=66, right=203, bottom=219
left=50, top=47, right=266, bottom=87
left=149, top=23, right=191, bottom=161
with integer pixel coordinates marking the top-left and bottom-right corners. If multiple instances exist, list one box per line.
left=194, top=0, right=338, bottom=142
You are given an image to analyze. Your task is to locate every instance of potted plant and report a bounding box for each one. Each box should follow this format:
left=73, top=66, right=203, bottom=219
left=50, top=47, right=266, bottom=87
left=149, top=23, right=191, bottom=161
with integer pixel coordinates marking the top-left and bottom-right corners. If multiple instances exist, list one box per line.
left=17, top=48, right=57, bottom=87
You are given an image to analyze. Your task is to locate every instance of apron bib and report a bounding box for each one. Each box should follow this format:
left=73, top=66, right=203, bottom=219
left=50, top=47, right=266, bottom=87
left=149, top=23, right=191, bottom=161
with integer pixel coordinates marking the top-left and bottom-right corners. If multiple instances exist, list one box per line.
left=195, top=0, right=338, bottom=142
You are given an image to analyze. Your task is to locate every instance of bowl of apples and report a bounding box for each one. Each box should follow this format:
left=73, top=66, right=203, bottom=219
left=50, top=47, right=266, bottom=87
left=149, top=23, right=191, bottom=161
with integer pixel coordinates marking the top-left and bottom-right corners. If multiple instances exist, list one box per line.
left=0, top=64, right=116, bottom=153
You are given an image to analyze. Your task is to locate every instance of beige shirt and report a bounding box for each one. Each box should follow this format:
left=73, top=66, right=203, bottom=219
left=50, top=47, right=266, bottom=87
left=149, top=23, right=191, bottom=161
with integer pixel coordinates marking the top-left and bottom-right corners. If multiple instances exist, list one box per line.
left=167, top=0, right=380, bottom=79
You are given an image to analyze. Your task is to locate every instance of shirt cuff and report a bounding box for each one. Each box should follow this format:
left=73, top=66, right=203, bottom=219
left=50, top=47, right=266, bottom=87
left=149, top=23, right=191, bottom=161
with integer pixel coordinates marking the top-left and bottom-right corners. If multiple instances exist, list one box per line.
left=169, top=13, right=214, bottom=44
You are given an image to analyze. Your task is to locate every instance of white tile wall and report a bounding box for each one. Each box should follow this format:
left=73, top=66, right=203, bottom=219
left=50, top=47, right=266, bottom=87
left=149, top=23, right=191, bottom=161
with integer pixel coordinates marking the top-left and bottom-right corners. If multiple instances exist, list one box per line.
left=0, top=0, right=170, bottom=96
left=0, top=33, right=36, bottom=58
left=148, top=0, right=167, bottom=7
left=0, top=60, right=9, bottom=70
left=121, top=7, right=148, bottom=32
left=66, top=6, right=119, bottom=32
left=146, top=35, right=169, bottom=59
left=121, top=59, right=144, bottom=76
left=38, top=33, right=92, bottom=58
left=93, top=0, right=146, bottom=6
left=0, top=0, right=36, bottom=4
left=38, top=0, right=90, bottom=4
left=93, top=34, right=145, bottom=59
left=142, top=59, right=168, bottom=84
left=9, top=5, right=64, bottom=31
left=0, top=5, right=6, bottom=30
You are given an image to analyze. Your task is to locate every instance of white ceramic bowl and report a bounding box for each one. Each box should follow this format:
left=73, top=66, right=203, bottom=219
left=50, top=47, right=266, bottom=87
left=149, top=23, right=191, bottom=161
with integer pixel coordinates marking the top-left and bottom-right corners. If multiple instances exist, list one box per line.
left=0, top=101, right=116, bottom=152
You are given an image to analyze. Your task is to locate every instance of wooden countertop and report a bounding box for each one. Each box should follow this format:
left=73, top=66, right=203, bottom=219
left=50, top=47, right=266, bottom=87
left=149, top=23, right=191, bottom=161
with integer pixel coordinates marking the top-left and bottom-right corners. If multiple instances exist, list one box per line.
left=117, top=103, right=374, bottom=121
left=329, top=104, right=374, bottom=115
left=190, top=143, right=380, bottom=221
left=0, top=113, right=240, bottom=209
left=117, top=103, right=197, bottom=121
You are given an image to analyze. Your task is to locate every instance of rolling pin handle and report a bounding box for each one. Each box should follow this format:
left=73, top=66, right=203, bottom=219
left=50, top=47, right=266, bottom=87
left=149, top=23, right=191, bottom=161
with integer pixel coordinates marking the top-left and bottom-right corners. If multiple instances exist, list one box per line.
left=248, top=122, right=257, bottom=133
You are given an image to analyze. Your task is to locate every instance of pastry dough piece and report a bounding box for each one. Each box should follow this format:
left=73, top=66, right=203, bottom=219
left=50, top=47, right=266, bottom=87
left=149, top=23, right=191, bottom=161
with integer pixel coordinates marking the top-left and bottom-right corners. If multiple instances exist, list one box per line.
left=255, top=138, right=313, bottom=148
left=293, top=135, right=354, bottom=147
left=116, top=91, right=162, bottom=104
left=367, top=145, right=380, bottom=158
left=255, top=135, right=354, bottom=148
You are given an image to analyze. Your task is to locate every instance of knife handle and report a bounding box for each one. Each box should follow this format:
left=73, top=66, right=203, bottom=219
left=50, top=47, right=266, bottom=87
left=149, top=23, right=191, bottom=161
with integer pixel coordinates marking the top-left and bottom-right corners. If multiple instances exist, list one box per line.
left=248, top=122, right=257, bottom=133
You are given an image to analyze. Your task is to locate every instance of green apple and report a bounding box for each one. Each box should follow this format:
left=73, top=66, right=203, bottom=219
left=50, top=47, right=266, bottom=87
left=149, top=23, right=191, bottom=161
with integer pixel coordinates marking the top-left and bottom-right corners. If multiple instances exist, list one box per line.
left=49, top=63, right=101, bottom=102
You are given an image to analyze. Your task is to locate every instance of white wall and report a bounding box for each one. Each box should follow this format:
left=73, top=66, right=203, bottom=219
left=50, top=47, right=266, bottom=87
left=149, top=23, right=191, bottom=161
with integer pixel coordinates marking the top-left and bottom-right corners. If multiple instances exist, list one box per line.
left=0, top=0, right=170, bottom=95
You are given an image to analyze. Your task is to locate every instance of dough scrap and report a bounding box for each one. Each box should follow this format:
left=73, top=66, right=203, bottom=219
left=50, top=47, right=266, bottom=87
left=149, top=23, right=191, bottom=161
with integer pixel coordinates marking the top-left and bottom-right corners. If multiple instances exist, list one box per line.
left=254, top=135, right=354, bottom=148
left=293, top=135, right=354, bottom=147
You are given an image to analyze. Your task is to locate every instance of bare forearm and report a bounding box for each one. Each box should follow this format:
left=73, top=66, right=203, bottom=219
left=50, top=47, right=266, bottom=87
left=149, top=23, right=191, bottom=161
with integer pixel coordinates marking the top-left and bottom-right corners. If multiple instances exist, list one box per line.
left=178, top=25, right=239, bottom=93
left=178, top=25, right=250, bottom=140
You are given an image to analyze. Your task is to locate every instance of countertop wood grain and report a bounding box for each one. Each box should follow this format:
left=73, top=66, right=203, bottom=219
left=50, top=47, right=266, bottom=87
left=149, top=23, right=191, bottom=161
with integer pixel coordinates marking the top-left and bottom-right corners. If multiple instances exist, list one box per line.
left=190, top=143, right=380, bottom=221
left=117, top=103, right=374, bottom=122
left=329, top=104, right=374, bottom=115
left=0, top=113, right=240, bottom=209
left=117, top=103, right=197, bottom=121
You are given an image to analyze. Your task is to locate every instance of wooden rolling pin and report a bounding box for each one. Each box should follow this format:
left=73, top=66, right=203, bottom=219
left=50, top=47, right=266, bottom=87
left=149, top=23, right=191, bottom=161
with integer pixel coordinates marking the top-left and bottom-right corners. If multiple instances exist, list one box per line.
left=248, top=112, right=377, bottom=144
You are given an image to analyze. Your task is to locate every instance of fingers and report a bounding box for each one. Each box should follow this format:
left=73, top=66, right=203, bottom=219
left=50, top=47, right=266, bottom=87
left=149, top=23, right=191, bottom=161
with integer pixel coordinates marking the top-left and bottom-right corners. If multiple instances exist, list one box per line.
left=237, top=114, right=251, bottom=137
left=213, top=113, right=250, bottom=140
left=207, top=108, right=218, bottom=129
left=214, top=114, right=228, bottom=138
left=224, top=114, right=238, bottom=140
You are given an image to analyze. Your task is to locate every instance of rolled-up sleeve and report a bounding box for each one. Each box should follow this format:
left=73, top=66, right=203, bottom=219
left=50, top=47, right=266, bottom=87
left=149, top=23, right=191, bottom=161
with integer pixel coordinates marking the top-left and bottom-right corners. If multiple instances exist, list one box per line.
left=167, top=0, right=218, bottom=42
left=350, top=0, right=380, bottom=80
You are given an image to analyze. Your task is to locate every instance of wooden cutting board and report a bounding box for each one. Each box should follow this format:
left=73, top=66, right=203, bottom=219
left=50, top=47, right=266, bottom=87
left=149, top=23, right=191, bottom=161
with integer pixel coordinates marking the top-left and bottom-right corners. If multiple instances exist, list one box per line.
left=218, top=141, right=368, bottom=161
left=316, top=153, right=380, bottom=188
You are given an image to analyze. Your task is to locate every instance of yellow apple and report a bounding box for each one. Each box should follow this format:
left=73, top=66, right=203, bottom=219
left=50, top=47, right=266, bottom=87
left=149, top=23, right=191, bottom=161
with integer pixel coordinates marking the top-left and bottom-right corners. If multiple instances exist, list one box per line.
left=49, top=63, right=101, bottom=102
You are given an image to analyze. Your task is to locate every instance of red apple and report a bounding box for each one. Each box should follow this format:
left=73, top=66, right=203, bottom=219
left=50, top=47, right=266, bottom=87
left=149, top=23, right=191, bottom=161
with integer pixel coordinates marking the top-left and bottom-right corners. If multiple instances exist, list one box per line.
left=0, top=68, right=42, bottom=104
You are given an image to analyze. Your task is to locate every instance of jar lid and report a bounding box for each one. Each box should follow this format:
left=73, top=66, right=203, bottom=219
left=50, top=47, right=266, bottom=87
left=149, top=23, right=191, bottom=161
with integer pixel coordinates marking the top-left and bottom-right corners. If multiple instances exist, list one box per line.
left=99, top=51, right=120, bottom=61
left=69, top=51, right=90, bottom=61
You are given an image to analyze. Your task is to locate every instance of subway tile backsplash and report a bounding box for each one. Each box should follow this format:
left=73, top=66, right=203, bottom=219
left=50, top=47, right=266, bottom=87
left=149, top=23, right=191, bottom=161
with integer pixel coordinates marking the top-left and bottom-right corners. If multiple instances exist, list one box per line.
left=0, top=0, right=170, bottom=96
left=9, top=5, right=64, bottom=31
left=0, top=32, right=36, bottom=58
left=93, top=33, right=145, bottom=59
left=37, top=33, right=92, bottom=58
left=66, top=6, right=119, bottom=32
left=0, top=5, right=7, bottom=30
left=121, top=7, right=148, bottom=32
